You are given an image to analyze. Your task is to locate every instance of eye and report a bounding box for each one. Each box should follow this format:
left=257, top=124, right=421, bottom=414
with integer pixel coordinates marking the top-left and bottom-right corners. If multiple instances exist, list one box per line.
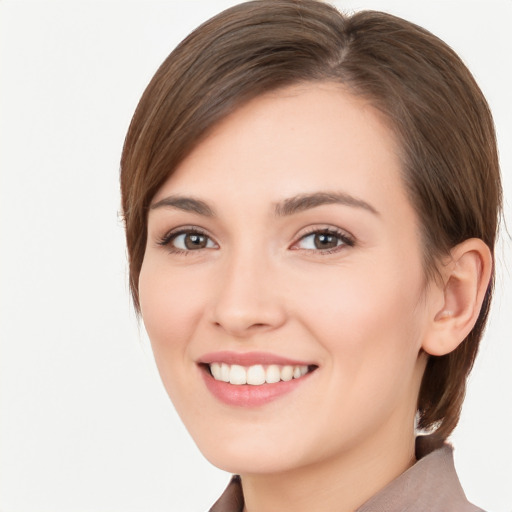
left=158, top=228, right=217, bottom=253
left=292, top=228, right=354, bottom=253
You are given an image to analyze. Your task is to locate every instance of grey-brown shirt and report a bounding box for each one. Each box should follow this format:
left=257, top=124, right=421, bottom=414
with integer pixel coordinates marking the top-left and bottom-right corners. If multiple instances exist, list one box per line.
left=209, top=436, right=484, bottom=512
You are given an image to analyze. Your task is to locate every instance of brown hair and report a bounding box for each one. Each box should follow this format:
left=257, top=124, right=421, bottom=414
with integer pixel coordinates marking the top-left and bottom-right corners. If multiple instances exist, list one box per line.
left=120, top=0, right=502, bottom=439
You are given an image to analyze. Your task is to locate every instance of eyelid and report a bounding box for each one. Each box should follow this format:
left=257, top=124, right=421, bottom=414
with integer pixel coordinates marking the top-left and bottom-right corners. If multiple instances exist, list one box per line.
left=290, top=226, right=355, bottom=253
left=155, top=224, right=355, bottom=255
left=157, top=225, right=218, bottom=252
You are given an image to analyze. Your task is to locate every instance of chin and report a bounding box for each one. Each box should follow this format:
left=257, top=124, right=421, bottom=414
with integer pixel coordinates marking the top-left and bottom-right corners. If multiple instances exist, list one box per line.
left=202, top=444, right=300, bottom=475
left=188, top=419, right=334, bottom=476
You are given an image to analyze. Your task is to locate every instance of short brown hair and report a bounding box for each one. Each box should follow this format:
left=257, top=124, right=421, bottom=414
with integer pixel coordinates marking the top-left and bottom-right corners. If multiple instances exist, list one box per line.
left=120, top=0, right=502, bottom=439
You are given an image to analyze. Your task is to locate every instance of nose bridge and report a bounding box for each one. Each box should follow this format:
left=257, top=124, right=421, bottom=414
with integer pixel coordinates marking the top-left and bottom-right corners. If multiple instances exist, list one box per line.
left=210, top=241, right=286, bottom=336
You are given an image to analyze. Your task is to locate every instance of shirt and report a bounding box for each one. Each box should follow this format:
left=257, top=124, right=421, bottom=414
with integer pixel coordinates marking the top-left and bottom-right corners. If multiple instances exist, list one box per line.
left=209, top=435, right=484, bottom=512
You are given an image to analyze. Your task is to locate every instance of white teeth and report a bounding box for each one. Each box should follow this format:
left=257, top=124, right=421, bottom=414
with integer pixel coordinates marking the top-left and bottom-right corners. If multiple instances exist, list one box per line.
left=220, top=363, right=230, bottom=382
left=209, top=363, right=310, bottom=385
left=281, top=365, right=294, bottom=381
left=229, top=364, right=247, bottom=385
left=210, top=362, right=222, bottom=380
left=266, top=365, right=281, bottom=384
left=247, top=365, right=266, bottom=385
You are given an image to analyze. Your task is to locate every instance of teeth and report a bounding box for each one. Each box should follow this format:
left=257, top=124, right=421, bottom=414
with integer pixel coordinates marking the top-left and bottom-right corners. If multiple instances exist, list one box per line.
left=281, top=365, right=294, bottom=381
left=229, top=364, right=247, bottom=385
left=210, top=362, right=222, bottom=381
left=210, top=362, right=231, bottom=382
left=247, top=365, right=266, bottom=385
left=209, top=363, right=311, bottom=385
left=266, top=365, right=281, bottom=384
left=220, top=363, right=230, bottom=382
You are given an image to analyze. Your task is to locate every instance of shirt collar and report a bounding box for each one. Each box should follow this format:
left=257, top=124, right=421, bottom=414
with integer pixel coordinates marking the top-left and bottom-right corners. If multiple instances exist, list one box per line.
left=209, top=435, right=483, bottom=512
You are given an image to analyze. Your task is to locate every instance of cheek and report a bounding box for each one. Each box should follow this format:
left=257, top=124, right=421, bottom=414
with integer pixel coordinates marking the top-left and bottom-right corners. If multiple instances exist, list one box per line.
left=138, top=259, right=208, bottom=357
left=138, top=259, right=215, bottom=419
left=292, top=264, right=427, bottom=444
left=296, top=255, right=426, bottom=379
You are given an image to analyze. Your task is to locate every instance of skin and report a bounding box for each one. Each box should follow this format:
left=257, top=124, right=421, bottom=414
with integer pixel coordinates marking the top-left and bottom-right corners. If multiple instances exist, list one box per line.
left=138, top=83, right=487, bottom=512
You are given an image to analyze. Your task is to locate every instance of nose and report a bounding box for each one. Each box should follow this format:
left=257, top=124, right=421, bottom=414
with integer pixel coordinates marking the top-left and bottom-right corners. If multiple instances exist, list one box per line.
left=209, top=250, right=287, bottom=338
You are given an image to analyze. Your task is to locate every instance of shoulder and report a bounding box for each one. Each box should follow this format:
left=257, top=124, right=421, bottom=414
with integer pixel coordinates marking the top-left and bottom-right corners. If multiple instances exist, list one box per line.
left=357, top=435, right=484, bottom=512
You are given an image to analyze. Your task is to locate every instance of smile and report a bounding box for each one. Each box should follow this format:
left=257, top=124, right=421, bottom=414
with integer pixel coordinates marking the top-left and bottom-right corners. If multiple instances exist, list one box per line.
left=199, top=352, right=318, bottom=407
left=209, top=363, right=310, bottom=385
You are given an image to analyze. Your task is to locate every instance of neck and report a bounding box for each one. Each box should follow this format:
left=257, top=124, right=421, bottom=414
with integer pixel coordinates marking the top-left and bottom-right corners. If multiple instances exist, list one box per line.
left=241, top=423, right=416, bottom=512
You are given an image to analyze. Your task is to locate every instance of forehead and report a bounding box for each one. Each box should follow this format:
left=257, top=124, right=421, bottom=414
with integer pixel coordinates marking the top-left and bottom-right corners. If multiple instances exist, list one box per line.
left=152, top=82, right=407, bottom=216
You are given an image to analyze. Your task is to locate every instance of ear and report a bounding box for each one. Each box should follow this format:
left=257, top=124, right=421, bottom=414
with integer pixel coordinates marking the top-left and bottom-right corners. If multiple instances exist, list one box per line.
left=422, top=238, right=492, bottom=357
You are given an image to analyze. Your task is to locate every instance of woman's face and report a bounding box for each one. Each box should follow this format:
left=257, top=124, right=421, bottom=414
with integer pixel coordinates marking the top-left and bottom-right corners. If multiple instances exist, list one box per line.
left=139, top=83, right=438, bottom=474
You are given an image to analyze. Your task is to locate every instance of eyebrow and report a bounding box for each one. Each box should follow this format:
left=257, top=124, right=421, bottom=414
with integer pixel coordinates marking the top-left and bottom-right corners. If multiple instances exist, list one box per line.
left=150, top=191, right=379, bottom=217
left=151, top=195, right=215, bottom=216
left=274, top=191, right=379, bottom=217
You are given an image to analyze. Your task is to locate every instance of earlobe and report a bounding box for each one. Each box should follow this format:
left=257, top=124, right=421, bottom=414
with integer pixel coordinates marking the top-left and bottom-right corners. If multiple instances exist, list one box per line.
left=422, top=238, right=492, bottom=357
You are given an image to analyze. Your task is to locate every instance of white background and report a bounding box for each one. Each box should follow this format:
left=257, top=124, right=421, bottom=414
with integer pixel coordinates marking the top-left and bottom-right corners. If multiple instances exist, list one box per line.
left=0, top=1, right=510, bottom=511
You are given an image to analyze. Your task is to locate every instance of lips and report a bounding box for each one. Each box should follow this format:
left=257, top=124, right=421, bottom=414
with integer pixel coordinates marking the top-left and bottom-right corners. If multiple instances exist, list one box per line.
left=198, top=351, right=318, bottom=406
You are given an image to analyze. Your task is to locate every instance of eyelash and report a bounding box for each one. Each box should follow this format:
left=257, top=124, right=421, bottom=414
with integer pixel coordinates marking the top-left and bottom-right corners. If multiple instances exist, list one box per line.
left=157, top=226, right=355, bottom=256
left=292, top=227, right=355, bottom=255
left=157, top=226, right=213, bottom=256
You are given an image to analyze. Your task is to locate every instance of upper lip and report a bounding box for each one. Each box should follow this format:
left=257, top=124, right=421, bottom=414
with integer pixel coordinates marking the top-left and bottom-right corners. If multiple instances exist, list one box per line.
left=198, top=351, right=315, bottom=367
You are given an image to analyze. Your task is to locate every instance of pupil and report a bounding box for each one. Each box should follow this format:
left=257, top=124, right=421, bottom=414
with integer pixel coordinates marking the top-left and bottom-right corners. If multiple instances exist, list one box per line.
left=185, top=234, right=206, bottom=249
left=315, top=233, right=337, bottom=249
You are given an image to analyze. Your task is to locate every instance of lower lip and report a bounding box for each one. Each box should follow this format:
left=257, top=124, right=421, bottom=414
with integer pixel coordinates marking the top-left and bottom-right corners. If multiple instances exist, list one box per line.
left=201, top=366, right=315, bottom=407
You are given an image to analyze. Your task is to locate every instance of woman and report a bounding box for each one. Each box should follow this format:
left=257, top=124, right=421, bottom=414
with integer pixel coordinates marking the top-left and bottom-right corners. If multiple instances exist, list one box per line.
left=120, top=1, right=502, bottom=510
